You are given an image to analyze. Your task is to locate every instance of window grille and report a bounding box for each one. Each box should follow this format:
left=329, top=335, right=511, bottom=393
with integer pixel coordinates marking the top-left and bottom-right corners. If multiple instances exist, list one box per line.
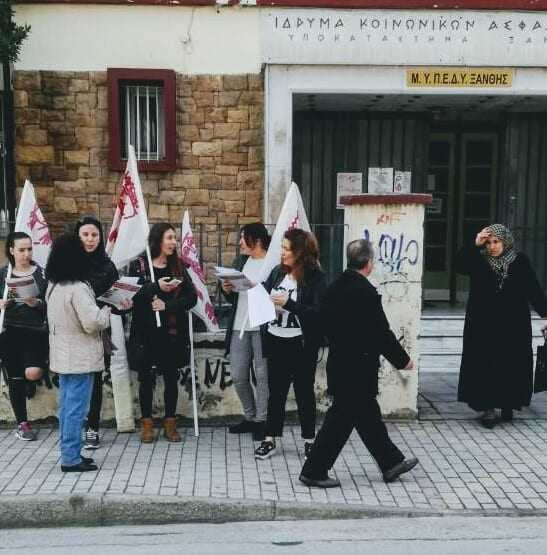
left=120, top=84, right=165, bottom=161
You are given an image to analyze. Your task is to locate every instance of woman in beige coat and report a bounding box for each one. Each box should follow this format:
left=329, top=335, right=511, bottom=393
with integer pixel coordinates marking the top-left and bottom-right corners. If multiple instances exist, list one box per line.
left=46, top=234, right=113, bottom=473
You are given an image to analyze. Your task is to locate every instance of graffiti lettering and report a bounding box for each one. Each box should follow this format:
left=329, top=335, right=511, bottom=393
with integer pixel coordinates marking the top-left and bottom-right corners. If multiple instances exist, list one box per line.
left=204, top=358, right=233, bottom=391
left=364, top=229, right=419, bottom=274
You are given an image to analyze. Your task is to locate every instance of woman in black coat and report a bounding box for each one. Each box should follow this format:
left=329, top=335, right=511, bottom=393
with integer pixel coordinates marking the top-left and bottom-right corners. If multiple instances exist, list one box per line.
left=254, top=228, right=326, bottom=460
left=75, top=216, right=120, bottom=450
left=129, top=222, right=197, bottom=443
left=457, top=224, right=547, bottom=428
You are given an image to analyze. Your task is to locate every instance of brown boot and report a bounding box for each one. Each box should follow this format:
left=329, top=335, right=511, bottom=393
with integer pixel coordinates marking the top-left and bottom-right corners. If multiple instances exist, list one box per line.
left=140, top=417, right=155, bottom=443
left=163, top=417, right=181, bottom=442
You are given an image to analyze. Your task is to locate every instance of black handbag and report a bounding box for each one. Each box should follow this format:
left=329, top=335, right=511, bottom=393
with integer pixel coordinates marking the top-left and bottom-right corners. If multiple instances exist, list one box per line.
left=127, top=327, right=147, bottom=372
left=533, top=329, right=547, bottom=393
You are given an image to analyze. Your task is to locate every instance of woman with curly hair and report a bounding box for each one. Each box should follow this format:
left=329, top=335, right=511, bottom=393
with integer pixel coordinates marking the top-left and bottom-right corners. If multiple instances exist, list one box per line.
left=254, top=228, right=327, bottom=460
left=46, top=234, right=112, bottom=472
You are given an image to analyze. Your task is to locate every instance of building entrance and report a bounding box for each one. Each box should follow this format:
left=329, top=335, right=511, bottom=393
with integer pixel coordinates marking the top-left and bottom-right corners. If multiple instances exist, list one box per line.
left=291, top=92, right=547, bottom=298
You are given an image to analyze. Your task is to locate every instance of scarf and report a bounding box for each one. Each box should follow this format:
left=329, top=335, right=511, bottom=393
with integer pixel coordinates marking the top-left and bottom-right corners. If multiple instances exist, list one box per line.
left=481, top=224, right=517, bottom=290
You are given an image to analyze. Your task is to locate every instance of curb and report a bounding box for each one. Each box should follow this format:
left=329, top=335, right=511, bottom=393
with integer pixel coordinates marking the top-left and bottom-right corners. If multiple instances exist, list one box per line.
left=2, top=494, right=547, bottom=529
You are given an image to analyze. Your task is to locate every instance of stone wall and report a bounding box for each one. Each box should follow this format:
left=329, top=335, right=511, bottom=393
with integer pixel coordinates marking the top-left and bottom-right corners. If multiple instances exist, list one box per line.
left=13, top=70, right=264, bottom=268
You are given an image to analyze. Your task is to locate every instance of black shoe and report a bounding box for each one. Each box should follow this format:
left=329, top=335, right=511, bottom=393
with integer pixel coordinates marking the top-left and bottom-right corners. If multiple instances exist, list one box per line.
left=304, top=442, right=314, bottom=459
left=81, top=456, right=94, bottom=464
left=229, top=420, right=255, bottom=434
left=383, top=458, right=419, bottom=483
left=501, top=408, right=514, bottom=422
left=61, top=461, right=98, bottom=473
left=252, top=422, right=266, bottom=441
left=480, top=410, right=498, bottom=429
left=254, top=440, right=276, bottom=460
left=299, top=473, right=341, bottom=489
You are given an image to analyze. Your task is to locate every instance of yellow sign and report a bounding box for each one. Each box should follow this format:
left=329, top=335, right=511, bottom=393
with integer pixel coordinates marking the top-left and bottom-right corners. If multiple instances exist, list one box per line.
left=406, top=68, right=513, bottom=88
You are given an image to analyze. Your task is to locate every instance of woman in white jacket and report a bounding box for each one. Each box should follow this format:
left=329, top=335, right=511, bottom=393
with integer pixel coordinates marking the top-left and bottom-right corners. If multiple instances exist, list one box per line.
left=46, top=234, right=112, bottom=473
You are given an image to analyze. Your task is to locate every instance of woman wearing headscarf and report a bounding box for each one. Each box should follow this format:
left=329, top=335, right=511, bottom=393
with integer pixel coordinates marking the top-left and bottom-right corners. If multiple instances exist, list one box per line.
left=75, top=216, right=120, bottom=450
left=457, top=224, right=547, bottom=428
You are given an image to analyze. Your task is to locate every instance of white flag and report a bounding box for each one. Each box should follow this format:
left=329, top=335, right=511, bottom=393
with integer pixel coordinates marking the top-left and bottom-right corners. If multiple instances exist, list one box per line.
left=106, top=145, right=149, bottom=270
left=181, top=210, right=219, bottom=332
left=259, top=182, right=311, bottom=281
left=15, top=179, right=52, bottom=268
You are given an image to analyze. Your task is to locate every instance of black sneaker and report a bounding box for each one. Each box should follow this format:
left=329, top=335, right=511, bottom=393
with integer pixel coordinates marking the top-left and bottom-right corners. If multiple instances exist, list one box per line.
left=254, top=440, right=276, bottom=460
left=84, top=429, right=100, bottom=450
left=304, top=441, right=314, bottom=459
left=252, top=421, right=266, bottom=441
left=229, top=420, right=255, bottom=434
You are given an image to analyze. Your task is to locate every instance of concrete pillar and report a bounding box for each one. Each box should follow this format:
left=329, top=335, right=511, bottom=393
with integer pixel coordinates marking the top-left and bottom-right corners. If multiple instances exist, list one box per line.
left=340, top=193, right=432, bottom=419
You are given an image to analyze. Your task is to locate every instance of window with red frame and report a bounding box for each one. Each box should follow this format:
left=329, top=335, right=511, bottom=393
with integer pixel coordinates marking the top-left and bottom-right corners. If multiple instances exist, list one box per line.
left=107, top=68, right=176, bottom=172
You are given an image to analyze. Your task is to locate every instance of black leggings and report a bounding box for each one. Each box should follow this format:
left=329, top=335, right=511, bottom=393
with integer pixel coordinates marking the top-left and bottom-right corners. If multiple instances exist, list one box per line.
left=3, top=327, right=47, bottom=424
left=139, top=368, right=179, bottom=418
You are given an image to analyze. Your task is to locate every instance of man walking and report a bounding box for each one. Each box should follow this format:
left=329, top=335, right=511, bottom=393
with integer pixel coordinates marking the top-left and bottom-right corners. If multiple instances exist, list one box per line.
left=300, top=239, right=418, bottom=488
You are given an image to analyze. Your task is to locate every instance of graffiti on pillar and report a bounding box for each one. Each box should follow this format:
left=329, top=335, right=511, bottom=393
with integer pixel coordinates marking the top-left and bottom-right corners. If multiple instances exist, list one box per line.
left=364, top=228, right=420, bottom=301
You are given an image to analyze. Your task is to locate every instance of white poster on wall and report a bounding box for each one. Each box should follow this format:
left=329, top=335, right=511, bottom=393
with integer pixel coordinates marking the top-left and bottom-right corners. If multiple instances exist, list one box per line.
left=394, top=171, right=412, bottom=193
left=336, top=173, right=362, bottom=208
left=368, top=168, right=393, bottom=194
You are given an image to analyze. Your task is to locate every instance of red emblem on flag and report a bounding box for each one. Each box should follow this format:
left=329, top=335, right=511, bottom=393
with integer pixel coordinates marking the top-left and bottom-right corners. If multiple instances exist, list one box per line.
left=27, top=204, right=52, bottom=246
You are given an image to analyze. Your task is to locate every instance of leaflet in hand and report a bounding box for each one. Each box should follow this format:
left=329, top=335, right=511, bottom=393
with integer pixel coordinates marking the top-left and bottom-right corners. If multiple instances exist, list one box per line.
left=97, top=277, right=141, bottom=310
left=7, top=276, right=40, bottom=302
left=214, top=266, right=254, bottom=292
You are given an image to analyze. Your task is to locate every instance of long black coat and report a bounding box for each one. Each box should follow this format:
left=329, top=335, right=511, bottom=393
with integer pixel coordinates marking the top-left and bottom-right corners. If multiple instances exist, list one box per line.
left=321, top=269, right=410, bottom=399
left=457, top=246, right=547, bottom=411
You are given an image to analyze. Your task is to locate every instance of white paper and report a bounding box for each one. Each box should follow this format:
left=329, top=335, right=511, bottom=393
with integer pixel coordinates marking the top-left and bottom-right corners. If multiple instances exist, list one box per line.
left=97, top=277, right=141, bottom=310
left=7, top=276, right=40, bottom=302
left=394, top=171, right=411, bottom=193
left=247, top=284, right=276, bottom=328
left=214, top=266, right=254, bottom=292
left=336, top=173, right=362, bottom=209
left=368, top=167, right=394, bottom=194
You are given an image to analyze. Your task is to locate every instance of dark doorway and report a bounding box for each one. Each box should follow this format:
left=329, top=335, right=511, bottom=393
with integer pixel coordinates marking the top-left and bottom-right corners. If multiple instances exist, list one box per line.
left=425, top=132, right=498, bottom=303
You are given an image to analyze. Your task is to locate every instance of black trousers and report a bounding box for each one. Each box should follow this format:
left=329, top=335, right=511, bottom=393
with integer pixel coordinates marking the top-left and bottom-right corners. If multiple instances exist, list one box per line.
left=301, top=394, right=404, bottom=479
left=265, top=333, right=317, bottom=440
left=85, top=354, right=111, bottom=431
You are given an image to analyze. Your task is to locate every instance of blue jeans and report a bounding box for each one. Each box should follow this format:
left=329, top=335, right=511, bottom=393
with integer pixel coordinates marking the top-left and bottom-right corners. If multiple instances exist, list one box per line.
left=58, top=373, right=94, bottom=466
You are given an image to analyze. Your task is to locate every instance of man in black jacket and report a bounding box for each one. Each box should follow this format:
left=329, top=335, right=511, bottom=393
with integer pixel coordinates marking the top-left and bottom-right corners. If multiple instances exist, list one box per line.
left=300, top=239, right=418, bottom=488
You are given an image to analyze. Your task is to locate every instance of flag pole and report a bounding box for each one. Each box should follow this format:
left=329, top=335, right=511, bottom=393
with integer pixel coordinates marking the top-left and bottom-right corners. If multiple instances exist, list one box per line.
left=144, top=243, right=161, bottom=328
left=188, top=311, right=199, bottom=437
left=129, top=144, right=160, bottom=328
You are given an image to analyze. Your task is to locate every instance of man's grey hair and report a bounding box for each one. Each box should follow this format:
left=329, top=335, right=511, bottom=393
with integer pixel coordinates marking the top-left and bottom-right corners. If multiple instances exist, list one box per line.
left=347, top=239, right=374, bottom=270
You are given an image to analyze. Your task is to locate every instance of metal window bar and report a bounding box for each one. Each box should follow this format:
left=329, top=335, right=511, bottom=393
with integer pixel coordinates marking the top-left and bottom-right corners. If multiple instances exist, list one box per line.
left=124, top=85, right=165, bottom=161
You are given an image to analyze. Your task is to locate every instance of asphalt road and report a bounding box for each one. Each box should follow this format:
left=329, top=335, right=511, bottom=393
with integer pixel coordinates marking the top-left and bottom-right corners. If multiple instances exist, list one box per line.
left=2, top=516, right=547, bottom=554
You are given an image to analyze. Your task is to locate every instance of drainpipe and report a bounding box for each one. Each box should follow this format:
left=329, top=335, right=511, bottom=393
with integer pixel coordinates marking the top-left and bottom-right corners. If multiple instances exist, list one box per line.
left=1, top=59, right=16, bottom=231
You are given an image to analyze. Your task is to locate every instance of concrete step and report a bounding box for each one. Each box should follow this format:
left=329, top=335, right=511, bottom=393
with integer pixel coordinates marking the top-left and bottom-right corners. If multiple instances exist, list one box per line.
left=419, top=315, right=545, bottom=338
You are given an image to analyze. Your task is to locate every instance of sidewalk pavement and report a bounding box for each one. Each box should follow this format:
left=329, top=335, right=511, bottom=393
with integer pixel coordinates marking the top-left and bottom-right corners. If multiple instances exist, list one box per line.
left=2, top=372, right=547, bottom=528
